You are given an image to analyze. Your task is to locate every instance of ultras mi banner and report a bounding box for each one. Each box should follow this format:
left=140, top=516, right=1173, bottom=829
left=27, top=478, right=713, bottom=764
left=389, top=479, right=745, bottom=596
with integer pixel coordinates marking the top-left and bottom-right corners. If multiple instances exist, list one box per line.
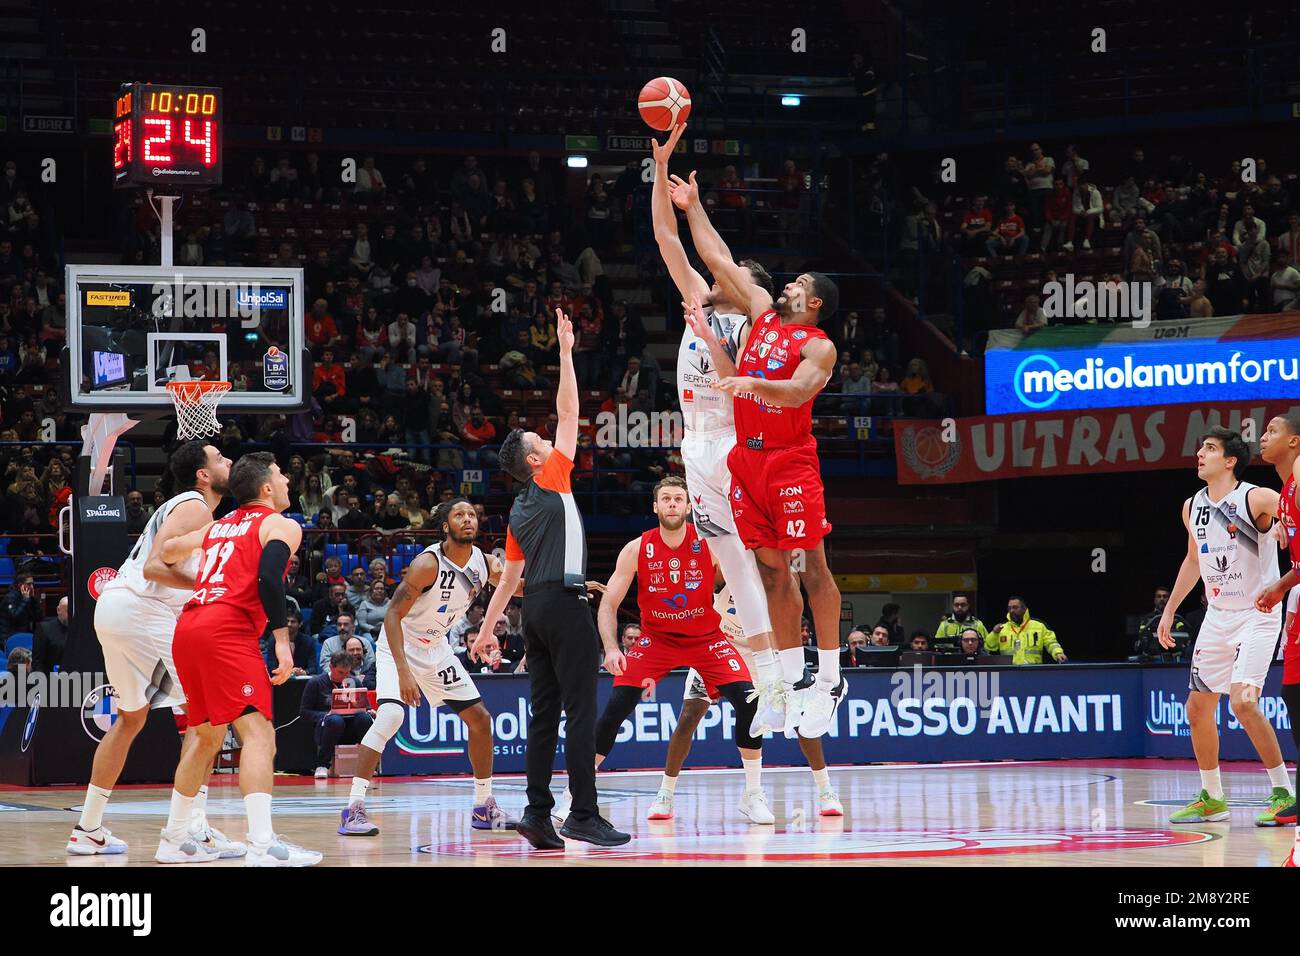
left=894, top=400, right=1300, bottom=485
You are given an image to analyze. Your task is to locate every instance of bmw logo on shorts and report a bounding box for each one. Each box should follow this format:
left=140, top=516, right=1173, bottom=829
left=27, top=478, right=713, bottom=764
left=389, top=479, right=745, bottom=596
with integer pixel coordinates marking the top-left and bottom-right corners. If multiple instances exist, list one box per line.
left=638, top=637, right=652, bottom=647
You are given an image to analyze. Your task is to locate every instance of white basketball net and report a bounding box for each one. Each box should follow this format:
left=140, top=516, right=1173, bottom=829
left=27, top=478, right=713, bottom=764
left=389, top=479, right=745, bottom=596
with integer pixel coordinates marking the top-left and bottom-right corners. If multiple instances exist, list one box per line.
left=167, top=381, right=232, bottom=441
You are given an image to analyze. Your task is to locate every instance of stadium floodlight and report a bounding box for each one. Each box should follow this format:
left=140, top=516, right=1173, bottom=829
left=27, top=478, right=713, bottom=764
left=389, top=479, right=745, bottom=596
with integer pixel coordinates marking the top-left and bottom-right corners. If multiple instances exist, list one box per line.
left=780, top=94, right=802, bottom=107
left=566, top=155, right=589, bottom=168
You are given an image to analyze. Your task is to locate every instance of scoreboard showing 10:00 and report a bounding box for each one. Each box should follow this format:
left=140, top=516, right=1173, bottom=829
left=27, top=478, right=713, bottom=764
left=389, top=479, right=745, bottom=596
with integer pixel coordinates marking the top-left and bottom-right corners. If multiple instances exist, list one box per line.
left=113, top=83, right=223, bottom=188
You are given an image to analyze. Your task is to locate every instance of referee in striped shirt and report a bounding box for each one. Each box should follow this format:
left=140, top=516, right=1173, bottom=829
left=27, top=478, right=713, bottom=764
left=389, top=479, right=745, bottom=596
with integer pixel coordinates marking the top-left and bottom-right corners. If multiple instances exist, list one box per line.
left=473, top=309, right=631, bottom=850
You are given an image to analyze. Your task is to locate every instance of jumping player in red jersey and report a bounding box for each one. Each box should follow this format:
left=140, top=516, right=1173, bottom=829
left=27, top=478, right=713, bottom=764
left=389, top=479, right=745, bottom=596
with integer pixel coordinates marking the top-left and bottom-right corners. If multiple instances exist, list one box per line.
left=551, top=476, right=773, bottom=825
left=1254, top=410, right=1300, bottom=866
left=670, top=171, right=846, bottom=739
left=152, top=452, right=322, bottom=867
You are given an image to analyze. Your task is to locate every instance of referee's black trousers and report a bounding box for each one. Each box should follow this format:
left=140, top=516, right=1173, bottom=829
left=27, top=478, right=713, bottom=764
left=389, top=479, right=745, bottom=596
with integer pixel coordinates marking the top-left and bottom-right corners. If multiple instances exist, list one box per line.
left=521, top=584, right=600, bottom=823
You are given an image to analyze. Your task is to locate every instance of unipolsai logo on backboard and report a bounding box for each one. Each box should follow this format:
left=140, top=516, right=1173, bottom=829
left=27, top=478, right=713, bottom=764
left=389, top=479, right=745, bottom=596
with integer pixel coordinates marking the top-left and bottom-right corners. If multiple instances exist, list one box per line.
left=263, top=346, right=289, bottom=390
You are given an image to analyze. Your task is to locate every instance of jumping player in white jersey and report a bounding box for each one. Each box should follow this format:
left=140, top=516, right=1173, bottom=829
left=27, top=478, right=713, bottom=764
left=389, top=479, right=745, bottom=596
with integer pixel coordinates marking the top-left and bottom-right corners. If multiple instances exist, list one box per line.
left=1156, top=426, right=1293, bottom=825
left=336, top=498, right=521, bottom=836
left=66, top=440, right=244, bottom=861
left=650, top=123, right=794, bottom=735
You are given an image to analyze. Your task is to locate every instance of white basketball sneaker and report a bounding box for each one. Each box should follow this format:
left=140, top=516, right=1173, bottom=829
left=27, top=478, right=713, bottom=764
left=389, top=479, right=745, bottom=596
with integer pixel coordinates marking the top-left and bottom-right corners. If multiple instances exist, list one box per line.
left=818, top=786, right=845, bottom=817
left=550, top=788, right=572, bottom=826
left=798, top=677, right=847, bottom=739
left=154, top=831, right=222, bottom=864
left=749, top=680, right=789, bottom=736
left=739, top=789, right=776, bottom=825
left=647, top=789, right=675, bottom=821
left=66, top=825, right=127, bottom=856
left=245, top=835, right=323, bottom=867
left=193, top=822, right=247, bottom=859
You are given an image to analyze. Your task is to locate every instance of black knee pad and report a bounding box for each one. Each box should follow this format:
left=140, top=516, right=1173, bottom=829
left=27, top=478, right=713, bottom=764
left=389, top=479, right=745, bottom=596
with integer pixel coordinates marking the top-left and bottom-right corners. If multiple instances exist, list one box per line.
left=718, top=682, right=762, bottom=750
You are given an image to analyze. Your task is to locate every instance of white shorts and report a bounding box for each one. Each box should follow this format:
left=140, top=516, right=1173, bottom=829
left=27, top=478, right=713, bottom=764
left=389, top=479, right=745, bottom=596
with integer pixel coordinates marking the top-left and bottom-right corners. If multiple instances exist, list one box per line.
left=682, top=427, right=738, bottom=538
left=684, top=637, right=757, bottom=702
left=375, top=631, right=482, bottom=711
left=1190, top=604, right=1282, bottom=694
left=93, top=587, right=186, bottom=712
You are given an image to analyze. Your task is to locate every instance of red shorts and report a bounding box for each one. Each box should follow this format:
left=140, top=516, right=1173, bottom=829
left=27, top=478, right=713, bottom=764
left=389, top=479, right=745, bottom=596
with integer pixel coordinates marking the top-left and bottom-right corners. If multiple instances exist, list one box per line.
left=726, top=441, right=831, bottom=551
left=172, top=620, right=272, bottom=727
left=1285, top=615, right=1300, bottom=685
left=616, top=629, right=750, bottom=700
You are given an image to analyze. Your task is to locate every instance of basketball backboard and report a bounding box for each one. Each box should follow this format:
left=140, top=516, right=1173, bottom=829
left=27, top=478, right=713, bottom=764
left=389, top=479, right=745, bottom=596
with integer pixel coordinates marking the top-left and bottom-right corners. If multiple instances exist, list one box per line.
left=62, top=264, right=310, bottom=413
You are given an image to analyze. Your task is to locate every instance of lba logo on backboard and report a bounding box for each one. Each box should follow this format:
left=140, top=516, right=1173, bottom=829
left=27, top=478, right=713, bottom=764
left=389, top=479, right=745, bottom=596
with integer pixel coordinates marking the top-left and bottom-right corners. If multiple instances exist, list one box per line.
left=88, top=567, right=118, bottom=600
left=263, top=346, right=289, bottom=390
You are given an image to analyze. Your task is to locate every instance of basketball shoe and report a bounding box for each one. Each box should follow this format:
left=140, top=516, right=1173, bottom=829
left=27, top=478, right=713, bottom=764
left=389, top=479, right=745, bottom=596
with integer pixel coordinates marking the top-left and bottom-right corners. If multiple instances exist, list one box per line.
left=1169, top=790, right=1230, bottom=823
left=193, top=822, right=247, bottom=858
left=818, top=785, right=844, bottom=817
left=154, top=832, right=222, bottom=864
left=1254, top=788, right=1296, bottom=827
left=338, top=803, right=379, bottom=836
left=66, top=825, right=127, bottom=856
left=738, top=789, right=775, bottom=825
left=472, top=796, right=518, bottom=830
left=748, top=679, right=790, bottom=736
left=246, top=835, right=323, bottom=867
left=647, top=789, right=675, bottom=820
left=798, top=676, right=848, bottom=739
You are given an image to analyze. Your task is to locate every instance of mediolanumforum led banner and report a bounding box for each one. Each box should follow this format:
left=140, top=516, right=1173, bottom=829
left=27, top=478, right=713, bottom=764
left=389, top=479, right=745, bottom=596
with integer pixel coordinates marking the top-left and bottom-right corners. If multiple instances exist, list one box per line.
left=984, top=313, right=1300, bottom=416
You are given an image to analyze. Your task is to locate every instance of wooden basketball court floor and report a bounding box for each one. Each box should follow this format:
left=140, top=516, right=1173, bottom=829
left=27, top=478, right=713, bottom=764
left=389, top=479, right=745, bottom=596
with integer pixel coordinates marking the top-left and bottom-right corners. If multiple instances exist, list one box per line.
left=0, top=759, right=1293, bottom=866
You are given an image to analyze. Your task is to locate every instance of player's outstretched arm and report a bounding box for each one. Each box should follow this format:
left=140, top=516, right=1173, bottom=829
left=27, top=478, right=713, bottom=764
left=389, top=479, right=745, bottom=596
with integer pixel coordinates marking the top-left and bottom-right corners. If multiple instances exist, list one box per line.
left=487, top=553, right=525, bottom=597
left=596, top=539, right=639, bottom=675
left=143, top=500, right=213, bottom=588
left=155, top=520, right=214, bottom=570
left=651, top=124, right=711, bottom=303
left=385, top=552, right=438, bottom=704
left=473, top=558, right=524, bottom=662
left=553, top=308, right=579, bottom=460
left=1158, top=498, right=1203, bottom=647
left=716, top=337, right=836, bottom=407
left=260, top=515, right=303, bottom=684
left=672, top=171, right=772, bottom=320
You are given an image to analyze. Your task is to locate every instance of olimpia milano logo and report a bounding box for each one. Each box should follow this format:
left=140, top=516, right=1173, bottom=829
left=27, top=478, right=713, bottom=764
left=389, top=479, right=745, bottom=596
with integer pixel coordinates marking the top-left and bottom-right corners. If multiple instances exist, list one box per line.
left=1014, top=351, right=1300, bottom=410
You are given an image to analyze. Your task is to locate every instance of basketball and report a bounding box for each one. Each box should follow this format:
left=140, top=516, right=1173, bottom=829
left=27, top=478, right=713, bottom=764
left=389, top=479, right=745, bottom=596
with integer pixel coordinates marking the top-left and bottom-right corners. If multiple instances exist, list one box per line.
left=638, top=76, right=691, bottom=130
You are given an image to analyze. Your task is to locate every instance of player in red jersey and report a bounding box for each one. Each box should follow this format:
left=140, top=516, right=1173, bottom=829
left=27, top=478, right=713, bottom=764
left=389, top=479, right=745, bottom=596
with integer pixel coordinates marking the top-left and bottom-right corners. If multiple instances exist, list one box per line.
left=552, top=476, right=772, bottom=825
left=152, top=452, right=322, bottom=866
left=670, top=171, right=846, bottom=739
left=1254, top=410, right=1300, bottom=865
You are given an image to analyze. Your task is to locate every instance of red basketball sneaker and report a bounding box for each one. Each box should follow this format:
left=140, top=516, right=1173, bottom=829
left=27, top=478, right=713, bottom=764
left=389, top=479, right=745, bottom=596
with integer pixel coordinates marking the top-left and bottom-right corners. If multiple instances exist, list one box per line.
left=1283, top=847, right=1296, bottom=868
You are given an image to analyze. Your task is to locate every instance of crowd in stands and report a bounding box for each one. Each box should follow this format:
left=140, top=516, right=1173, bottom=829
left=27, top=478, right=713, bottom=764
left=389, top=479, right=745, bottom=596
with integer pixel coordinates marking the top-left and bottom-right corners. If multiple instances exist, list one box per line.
left=880, top=141, right=1300, bottom=336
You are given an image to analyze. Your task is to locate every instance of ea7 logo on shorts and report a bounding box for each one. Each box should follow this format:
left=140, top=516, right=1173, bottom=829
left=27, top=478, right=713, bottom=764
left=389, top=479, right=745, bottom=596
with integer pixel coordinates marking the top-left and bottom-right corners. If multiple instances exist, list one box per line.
left=190, top=586, right=228, bottom=604
left=779, top=485, right=803, bottom=497
left=732, top=486, right=744, bottom=500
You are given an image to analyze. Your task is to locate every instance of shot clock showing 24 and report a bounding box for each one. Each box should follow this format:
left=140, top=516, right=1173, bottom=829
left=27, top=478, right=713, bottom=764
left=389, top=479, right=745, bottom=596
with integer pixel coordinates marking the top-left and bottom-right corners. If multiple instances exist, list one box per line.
left=112, top=82, right=223, bottom=188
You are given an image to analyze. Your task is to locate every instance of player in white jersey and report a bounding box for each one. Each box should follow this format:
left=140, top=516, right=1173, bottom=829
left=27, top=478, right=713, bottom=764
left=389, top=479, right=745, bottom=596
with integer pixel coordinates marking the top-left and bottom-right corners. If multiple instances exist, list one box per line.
left=1156, top=426, right=1293, bottom=825
left=644, top=581, right=843, bottom=820
left=337, top=498, right=520, bottom=835
left=67, top=440, right=244, bottom=860
left=650, top=122, right=794, bottom=736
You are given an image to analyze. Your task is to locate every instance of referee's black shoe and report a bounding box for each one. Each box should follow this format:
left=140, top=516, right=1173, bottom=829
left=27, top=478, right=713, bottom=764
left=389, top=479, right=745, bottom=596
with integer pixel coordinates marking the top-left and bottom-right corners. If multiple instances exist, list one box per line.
left=560, top=814, right=631, bottom=847
left=516, top=814, right=565, bottom=850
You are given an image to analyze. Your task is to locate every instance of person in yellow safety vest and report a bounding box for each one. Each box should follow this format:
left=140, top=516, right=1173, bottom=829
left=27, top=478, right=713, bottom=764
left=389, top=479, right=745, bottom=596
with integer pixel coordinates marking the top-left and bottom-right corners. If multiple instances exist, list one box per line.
left=934, top=594, right=989, bottom=650
left=985, top=596, right=1068, bottom=664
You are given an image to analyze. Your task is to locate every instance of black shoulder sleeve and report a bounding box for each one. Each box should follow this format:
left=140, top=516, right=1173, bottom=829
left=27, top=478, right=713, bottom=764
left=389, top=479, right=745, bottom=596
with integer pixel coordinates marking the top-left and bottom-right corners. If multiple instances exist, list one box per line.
left=258, top=540, right=292, bottom=630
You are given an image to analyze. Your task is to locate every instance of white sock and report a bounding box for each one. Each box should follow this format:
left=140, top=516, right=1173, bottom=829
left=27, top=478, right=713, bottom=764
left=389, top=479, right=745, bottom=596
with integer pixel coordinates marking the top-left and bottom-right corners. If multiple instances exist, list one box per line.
left=245, top=792, right=273, bottom=846
left=779, top=647, right=805, bottom=684
left=349, top=777, right=369, bottom=805
left=78, top=784, right=112, bottom=832
left=1201, top=767, right=1224, bottom=800
left=191, top=785, right=208, bottom=827
left=1265, top=763, right=1292, bottom=792
left=753, top=648, right=780, bottom=685
left=811, top=767, right=831, bottom=793
left=474, top=777, right=492, bottom=805
left=742, top=756, right=762, bottom=792
left=164, top=790, right=196, bottom=839
left=658, top=773, right=678, bottom=794
left=817, top=650, right=840, bottom=686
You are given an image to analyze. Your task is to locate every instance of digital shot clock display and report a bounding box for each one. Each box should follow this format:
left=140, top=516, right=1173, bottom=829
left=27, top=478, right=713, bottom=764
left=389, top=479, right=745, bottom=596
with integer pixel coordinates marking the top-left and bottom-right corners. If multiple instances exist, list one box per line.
left=113, top=83, right=223, bottom=188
